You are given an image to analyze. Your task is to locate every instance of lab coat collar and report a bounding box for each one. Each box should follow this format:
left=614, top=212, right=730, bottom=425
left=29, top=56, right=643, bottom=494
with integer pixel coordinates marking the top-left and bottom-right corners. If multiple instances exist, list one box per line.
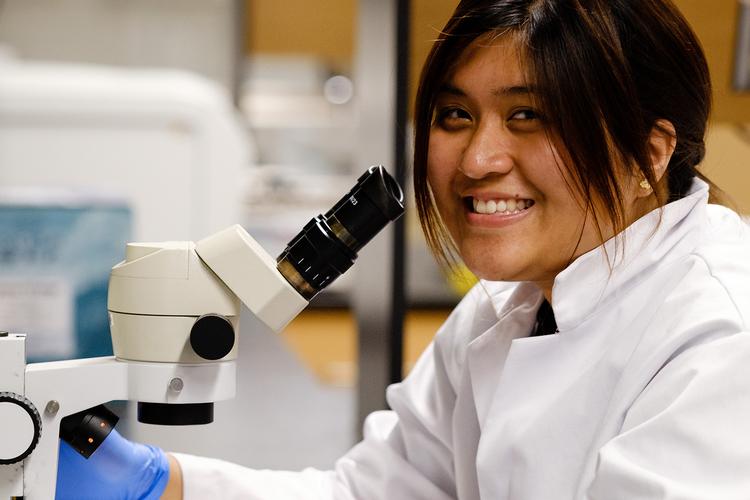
left=480, top=179, right=709, bottom=333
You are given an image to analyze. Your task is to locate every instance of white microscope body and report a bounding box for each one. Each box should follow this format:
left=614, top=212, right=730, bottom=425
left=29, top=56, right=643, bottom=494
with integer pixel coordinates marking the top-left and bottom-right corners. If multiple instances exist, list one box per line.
left=0, top=166, right=404, bottom=499
left=0, top=226, right=307, bottom=499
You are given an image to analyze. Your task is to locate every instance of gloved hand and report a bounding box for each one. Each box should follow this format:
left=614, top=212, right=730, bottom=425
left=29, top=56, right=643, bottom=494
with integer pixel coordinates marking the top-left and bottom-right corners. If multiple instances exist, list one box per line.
left=56, top=428, right=170, bottom=500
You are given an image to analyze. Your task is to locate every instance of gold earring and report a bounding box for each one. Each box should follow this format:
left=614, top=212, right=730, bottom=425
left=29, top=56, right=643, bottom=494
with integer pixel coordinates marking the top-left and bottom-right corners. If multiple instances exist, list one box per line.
left=639, top=178, right=652, bottom=191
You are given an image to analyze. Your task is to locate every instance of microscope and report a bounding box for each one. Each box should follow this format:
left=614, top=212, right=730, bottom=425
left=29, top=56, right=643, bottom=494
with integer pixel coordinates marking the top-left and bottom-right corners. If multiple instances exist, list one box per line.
left=0, top=165, right=404, bottom=499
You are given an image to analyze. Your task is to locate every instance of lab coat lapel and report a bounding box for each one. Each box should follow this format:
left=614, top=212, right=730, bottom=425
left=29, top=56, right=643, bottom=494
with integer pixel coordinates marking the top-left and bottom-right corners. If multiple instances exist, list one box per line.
left=472, top=308, right=641, bottom=499
left=466, top=282, right=543, bottom=429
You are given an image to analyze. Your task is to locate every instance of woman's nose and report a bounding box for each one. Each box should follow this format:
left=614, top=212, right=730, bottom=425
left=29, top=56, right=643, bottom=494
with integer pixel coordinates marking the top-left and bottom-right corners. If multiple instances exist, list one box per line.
left=459, top=123, right=514, bottom=179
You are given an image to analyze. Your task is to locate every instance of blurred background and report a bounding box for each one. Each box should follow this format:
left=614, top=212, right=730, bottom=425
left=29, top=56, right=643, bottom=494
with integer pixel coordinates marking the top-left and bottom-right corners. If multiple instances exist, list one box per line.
left=0, top=0, right=748, bottom=472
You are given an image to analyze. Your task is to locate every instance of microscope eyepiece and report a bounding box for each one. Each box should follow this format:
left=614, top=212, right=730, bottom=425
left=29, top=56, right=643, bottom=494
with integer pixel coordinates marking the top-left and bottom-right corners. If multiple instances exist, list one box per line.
left=324, top=165, right=405, bottom=252
left=277, top=165, right=405, bottom=300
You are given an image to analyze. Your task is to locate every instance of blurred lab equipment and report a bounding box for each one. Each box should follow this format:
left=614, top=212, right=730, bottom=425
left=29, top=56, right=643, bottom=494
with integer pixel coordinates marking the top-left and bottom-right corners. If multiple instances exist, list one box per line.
left=0, top=188, right=131, bottom=362
left=0, top=165, right=403, bottom=499
left=0, top=0, right=244, bottom=96
left=0, top=54, right=251, bottom=242
left=240, top=56, right=361, bottom=302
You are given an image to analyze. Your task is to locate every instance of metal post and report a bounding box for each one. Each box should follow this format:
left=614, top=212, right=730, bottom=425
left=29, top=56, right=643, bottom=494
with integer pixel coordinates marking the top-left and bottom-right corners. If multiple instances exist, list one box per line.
left=232, top=0, right=247, bottom=106
left=735, top=0, right=750, bottom=90
left=391, top=0, right=410, bottom=385
left=352, top=0, right=409, bottom=434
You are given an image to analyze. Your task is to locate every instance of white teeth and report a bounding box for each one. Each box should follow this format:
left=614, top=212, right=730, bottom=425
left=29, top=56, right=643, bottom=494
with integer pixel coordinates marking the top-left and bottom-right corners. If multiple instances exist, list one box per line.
left=471, top=197, right=533, bottom=215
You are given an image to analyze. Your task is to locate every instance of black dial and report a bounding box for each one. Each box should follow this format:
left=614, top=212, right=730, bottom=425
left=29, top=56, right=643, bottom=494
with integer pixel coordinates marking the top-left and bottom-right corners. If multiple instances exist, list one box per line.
left=190, top=314, right=235, bottom=361
left=0, top=392, right=42, bottom=464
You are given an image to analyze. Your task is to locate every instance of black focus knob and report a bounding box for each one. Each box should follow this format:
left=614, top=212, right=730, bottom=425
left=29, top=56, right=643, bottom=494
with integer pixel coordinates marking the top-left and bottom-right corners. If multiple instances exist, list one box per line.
left=189, top=314, right=235, bottom=361
left=0, top=392, right=42, bottom=464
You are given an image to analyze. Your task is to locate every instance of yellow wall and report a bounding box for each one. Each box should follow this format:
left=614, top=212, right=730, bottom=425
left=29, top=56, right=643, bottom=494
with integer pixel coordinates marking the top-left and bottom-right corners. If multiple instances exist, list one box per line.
left=650, top=1, right=750, bottom=211
left=246, top=0, right=356, bottom=70
left=245, top=0, right=455, bottom=75
left=677, top=0, right=749, bottom=123
left=409, top=0, right=456, bottom=97
left=703, top=124, right=750, bottom=212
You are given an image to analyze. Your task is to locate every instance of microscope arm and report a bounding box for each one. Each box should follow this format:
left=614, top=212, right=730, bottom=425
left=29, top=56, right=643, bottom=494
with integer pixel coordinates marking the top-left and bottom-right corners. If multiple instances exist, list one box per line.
left=3, top=350, right=236, bottom=500
left=20, top=356, right=128, bottom=499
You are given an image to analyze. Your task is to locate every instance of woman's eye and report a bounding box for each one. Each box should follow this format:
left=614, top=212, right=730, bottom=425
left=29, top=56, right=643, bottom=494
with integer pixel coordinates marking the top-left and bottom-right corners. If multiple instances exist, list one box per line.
left=510, top=108, right=540, bottom=121
left=435, top=107, right=472, bottom=129
left=508, top=108, right=544, bottom=131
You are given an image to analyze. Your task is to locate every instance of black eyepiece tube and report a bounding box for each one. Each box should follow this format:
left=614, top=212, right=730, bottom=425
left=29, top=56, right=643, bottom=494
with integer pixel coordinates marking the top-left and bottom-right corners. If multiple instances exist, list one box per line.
left=277, top=165, right=405, bottom=300
left=324, top=165, right=405, bottom=252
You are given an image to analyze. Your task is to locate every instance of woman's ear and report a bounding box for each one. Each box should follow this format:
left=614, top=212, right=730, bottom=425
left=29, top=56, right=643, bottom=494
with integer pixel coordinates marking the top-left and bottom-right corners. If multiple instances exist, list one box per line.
left=648, top=119, right=677, bottom=184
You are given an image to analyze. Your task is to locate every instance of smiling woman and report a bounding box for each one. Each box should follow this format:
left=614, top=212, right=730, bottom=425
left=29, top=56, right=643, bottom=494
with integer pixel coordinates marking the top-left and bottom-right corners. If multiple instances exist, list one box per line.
left=427, top=35, right=613, bottom=295
left=424, top=32, right=682, bottom=298
left=414, top=0, right=717, bottom=281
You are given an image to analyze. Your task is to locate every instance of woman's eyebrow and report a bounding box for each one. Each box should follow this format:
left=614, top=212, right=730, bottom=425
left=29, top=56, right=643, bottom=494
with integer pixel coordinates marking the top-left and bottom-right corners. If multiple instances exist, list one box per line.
left=436, top=83, right=537, bottom=97
left=492, top=85, right=537, bottom=96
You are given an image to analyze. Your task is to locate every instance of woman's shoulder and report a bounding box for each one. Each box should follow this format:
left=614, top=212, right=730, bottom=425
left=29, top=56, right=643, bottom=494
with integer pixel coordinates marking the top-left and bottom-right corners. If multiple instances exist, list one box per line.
left=703, top=203, right=750, bottom=241
left=688, top=204, right=750, bottom=326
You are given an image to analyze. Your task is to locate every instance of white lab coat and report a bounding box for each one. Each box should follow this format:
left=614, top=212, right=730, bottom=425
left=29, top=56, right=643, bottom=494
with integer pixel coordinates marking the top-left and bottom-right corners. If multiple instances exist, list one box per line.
left=175, top=179, right=750, bottom=499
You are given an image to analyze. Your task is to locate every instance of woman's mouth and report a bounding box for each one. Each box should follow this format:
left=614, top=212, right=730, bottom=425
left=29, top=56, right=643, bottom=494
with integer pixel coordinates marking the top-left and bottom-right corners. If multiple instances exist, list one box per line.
left=466, top=197, right=535, bottom=215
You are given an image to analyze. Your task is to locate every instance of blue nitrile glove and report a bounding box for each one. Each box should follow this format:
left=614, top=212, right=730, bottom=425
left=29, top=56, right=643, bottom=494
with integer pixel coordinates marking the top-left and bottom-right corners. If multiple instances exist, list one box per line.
left=56, top=428, right=170, bottom=500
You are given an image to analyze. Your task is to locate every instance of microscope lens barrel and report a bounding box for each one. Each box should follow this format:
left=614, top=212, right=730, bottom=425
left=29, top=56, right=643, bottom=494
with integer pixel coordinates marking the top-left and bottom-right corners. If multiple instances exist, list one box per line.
left=277, top=165, right=404, bottom=300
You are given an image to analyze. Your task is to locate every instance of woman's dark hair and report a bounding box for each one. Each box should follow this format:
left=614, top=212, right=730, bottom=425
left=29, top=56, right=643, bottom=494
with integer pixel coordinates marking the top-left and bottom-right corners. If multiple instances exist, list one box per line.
left=414, top=0, right=720, bottom=268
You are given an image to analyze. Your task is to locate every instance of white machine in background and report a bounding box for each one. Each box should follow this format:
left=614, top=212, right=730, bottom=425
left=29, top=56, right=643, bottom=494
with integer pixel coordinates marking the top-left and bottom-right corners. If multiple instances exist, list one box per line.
left=0, top=166, right=404, bottom=499
left=0, top=55, right=251, bottom=241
